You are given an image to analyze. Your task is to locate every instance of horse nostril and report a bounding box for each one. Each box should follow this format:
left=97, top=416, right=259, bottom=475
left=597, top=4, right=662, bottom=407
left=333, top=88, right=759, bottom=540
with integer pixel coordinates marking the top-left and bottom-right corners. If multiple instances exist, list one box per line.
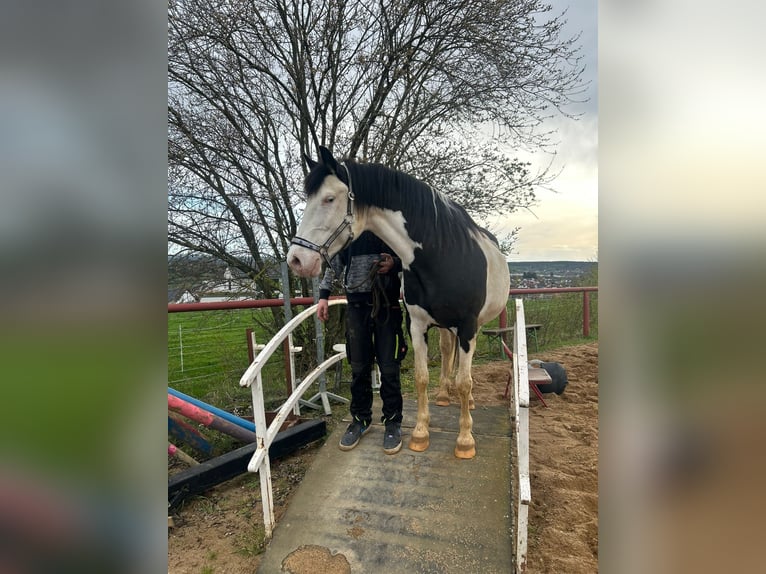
left=289, top=255, right=301, bottom=271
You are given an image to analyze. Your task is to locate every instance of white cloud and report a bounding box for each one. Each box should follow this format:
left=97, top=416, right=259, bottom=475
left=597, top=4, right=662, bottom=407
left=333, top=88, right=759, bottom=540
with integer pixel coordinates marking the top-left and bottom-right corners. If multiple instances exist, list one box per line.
left=496, top=0, right=598, bottom=261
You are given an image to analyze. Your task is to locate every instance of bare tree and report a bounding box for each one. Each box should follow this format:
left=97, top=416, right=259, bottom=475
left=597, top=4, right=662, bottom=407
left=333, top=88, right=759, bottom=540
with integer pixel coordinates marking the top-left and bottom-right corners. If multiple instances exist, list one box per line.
left=168, top=0, right=586, bottom=295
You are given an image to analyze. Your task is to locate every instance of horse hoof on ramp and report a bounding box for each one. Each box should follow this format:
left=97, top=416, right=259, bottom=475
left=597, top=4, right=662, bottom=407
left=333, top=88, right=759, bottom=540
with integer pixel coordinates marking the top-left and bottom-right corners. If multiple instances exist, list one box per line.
left=408, top=435, right=429, bottom=452
left=435, top=398, right=450, bottom=407
left=454, top=444, right=476, bottom=459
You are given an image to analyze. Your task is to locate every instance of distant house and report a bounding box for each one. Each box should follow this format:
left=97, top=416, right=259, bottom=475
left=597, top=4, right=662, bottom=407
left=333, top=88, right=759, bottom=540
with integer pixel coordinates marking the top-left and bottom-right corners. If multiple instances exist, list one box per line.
left=168, top=288, right=199, bottom=304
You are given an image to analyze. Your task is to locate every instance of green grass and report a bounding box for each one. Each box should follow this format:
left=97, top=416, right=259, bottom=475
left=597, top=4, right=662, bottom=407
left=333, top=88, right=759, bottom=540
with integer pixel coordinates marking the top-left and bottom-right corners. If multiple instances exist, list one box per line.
left=168, top=308, right=287, bottom=412
left=235, top=524, right=268, bottom=557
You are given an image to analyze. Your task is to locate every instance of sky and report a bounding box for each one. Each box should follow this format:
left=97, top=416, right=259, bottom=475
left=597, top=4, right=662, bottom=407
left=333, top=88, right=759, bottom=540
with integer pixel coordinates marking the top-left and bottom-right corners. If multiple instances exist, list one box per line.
left=490, top=0, right=597, bottom=262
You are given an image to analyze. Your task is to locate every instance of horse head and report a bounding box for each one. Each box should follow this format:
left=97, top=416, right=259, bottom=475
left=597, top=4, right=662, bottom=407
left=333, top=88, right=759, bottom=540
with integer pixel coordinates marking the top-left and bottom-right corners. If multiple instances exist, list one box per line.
left=287, top=146, right=356, bottom=277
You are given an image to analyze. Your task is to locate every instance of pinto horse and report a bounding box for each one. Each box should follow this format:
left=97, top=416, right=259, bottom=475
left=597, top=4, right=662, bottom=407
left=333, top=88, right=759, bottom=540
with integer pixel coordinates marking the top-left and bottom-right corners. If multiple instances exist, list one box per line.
left=287, top=146, right=510, bottom=459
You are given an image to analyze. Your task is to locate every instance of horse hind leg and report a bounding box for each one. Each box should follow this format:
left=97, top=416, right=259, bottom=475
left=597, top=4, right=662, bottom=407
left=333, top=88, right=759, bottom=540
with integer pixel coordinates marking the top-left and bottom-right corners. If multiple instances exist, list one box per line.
left=454, top=337, right=478, bottom=459
left=435, top=329, right=475, bottom=410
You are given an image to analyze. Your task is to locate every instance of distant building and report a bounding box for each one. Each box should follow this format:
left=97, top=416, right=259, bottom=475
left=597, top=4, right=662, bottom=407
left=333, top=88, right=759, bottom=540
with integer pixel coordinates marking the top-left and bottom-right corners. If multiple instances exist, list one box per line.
left=168, top=288, right=199, bottom=304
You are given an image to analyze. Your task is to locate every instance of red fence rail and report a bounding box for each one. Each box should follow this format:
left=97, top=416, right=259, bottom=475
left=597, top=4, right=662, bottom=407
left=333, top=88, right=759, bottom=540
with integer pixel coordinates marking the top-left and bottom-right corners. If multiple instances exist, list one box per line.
left=168, top=287, right=598, bottom=340
left=168, top=289, right=597, bottom=313
left=167, top=287, right=597, bottom=405
left=511, top=287, right=598, bottom=338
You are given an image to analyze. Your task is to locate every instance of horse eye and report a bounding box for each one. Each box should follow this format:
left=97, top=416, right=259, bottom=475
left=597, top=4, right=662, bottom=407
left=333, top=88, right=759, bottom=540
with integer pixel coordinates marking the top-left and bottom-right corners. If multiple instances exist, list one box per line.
left=324, top=196, right=335, bottom=204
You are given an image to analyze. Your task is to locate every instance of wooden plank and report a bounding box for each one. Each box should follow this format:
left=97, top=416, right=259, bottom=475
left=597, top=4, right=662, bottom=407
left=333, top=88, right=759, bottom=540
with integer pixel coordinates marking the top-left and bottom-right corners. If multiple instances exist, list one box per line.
left=168, top=419, right=326, bottom=508
left=517, top=408, right=530, bottom=480
left=483, top=324, right=542, bottom=336
left=512, top=298, right=532, bottom=573
left=516, top=500, right=529, bottom=573
left=482, top=327, right=515, bottom=335
left=528, top=367, right=552, bottom=385
left=515, top=301, right=530, bottom=407
left=519, top=476, right=531, bottom=505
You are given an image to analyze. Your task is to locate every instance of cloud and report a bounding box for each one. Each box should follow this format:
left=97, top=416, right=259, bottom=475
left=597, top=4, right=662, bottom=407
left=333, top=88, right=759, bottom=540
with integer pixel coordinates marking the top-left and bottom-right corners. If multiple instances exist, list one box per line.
left=495, top=0, right=597, bottom=261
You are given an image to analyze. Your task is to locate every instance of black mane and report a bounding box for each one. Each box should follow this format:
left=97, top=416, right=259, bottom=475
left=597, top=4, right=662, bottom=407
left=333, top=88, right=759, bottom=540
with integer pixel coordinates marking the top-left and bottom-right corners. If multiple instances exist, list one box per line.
left=306, top=158, right=484, bottom=248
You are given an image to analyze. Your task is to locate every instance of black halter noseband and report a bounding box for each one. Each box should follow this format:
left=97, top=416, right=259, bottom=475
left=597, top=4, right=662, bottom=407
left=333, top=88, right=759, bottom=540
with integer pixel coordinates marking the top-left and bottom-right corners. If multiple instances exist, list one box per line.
left=290, top=162, right=355, bottom=269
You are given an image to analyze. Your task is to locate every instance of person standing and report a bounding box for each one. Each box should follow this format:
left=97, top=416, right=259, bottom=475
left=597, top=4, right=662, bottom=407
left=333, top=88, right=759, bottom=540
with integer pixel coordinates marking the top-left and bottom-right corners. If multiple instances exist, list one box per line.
left=316, top=231, right=407, bottom=454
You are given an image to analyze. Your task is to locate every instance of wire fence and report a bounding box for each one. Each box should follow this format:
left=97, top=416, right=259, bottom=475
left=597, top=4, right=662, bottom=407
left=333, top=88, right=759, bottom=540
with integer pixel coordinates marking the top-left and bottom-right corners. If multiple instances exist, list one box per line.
left=510, top=289, right=599, bottom=348
left=167, top=288, right=597, bottom=419
left=168, top=308, right=289, bottom=416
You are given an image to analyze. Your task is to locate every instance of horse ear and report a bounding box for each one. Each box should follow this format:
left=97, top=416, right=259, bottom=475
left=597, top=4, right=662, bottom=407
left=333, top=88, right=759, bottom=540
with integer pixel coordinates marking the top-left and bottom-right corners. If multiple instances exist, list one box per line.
left=304, top=153, right=318, bottom=170
left=318, top=146, right=339, bottom=174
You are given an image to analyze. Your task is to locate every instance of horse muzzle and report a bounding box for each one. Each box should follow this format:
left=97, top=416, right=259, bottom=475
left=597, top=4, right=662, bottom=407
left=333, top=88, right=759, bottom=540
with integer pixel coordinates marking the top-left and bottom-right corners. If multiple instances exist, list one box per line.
left=287, top=243, right=323, bottom=277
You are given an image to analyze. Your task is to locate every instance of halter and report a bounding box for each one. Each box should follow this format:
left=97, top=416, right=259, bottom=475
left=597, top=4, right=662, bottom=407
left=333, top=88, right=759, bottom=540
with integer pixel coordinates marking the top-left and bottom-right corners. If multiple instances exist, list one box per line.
left=290, top=162, right=355, bottom=269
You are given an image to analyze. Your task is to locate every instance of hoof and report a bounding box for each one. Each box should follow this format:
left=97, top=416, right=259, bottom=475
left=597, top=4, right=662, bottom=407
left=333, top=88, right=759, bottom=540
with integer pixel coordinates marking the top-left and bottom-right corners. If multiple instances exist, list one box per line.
left=454, top=444, right=476, bottom=459
left=408, top=435, right=430, bottom=452
left=435, top=398, right=450, bottom=407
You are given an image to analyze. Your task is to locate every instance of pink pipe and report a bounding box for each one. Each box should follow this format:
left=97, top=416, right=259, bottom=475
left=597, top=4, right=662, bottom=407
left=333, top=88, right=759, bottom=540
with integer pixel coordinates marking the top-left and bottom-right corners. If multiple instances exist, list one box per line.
left=168, top=394, right=256, bottom=443
left=168, top=394, right=214, bottom=425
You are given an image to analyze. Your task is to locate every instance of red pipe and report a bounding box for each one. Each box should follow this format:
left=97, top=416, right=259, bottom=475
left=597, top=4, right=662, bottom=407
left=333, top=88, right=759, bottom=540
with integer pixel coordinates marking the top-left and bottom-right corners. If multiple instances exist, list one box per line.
left=168, top=394, right=257, bottom=443
left=169, top=297, right=315, bottom=313
left=509, top=286, right=598, bottom=296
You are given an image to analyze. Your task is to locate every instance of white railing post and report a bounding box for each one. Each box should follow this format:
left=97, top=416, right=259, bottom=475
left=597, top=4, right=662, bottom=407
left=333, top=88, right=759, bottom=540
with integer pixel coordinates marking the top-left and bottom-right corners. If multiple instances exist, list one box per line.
left=250, top=369, right=274, bottom=537
left=512, top=298, right=531, bottom=573
left=287, top=332, right=301, bottom=416
left=239, top=299, right=347, bottom=540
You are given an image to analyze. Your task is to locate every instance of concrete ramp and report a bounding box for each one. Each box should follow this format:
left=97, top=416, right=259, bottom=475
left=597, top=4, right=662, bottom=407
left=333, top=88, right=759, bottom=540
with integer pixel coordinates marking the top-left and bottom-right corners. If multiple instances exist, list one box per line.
left=257, top=398, right=513, bottom=573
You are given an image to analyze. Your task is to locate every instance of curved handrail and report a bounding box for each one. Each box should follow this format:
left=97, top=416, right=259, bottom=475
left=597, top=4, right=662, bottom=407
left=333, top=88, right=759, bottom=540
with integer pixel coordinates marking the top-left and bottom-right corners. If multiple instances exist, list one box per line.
left=247, top=350, right=347, bottom=474
left=239, top=297, right=347, bottom=539
left=239, top=298, right=347, bottom=388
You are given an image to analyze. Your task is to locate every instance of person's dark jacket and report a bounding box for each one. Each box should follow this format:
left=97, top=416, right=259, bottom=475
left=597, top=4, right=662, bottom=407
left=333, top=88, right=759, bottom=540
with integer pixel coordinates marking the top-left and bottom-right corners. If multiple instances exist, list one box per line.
left=318, top=231, right=402, bottom=304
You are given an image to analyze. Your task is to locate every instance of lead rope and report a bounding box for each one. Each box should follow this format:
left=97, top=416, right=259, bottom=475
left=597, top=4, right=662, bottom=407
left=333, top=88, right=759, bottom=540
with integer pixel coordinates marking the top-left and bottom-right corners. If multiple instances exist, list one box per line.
left=343, top=261, right=392, bottom=323
left=369, top=267, right=391, bottom=323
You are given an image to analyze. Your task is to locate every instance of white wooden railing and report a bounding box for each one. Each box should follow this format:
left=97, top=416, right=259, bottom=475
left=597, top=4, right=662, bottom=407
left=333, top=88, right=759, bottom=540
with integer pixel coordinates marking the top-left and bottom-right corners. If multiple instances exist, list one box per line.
left=510, top=298, right=532, bottom=573
left=238, top=299, right=348, bottom=538
left=237, top=296, right=532, bottom=553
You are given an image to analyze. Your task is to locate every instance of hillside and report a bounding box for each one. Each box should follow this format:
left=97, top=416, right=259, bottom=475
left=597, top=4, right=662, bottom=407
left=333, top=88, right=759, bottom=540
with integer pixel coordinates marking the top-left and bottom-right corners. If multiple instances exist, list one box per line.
left=507, top=260, right=597, bottom=288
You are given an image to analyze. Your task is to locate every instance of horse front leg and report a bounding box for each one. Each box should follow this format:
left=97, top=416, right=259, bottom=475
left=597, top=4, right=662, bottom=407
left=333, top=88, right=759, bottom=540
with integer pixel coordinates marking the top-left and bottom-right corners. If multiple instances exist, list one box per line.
left=454, top=337, right=477, bottom=459
left=408, top=325, right=431, bottom=452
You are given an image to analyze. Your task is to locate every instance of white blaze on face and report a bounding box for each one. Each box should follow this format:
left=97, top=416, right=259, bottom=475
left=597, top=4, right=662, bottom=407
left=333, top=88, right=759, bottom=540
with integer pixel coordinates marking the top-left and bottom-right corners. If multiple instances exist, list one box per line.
left=287, top=175, right=350, bottom=278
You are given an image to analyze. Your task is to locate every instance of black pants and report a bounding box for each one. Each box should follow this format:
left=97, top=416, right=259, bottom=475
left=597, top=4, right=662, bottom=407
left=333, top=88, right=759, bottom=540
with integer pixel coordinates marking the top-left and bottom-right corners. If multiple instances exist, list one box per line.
left=345, top=300, right=404, bottom=424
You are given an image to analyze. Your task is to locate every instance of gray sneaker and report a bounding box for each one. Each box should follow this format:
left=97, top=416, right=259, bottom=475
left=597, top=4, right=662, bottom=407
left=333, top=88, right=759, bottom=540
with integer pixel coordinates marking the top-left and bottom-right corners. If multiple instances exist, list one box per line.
left=383, top=421, right=402, bottom=455
left=339, top=419, right=371, bottom=451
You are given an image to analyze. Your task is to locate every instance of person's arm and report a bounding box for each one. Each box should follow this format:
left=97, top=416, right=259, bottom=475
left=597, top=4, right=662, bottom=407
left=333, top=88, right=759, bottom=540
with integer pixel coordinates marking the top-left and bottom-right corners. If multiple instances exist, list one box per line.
left=317, top=255, right=342, bottom=321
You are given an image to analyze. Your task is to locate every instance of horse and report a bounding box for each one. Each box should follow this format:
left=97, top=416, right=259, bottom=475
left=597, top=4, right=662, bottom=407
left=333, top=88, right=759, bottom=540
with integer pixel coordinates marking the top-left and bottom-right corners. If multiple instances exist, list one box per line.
left=287, top=146, right=510, bottom=459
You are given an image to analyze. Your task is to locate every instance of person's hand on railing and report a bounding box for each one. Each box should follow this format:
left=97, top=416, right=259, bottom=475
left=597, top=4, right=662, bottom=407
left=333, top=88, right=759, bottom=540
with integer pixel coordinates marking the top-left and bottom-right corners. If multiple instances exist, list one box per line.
left=317, top=298, right=330, bottom=322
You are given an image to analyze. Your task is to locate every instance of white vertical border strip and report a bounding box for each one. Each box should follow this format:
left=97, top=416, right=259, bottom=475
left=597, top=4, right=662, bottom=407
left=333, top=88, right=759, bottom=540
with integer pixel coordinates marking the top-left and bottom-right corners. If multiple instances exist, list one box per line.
left=512, top=298, right=531, bottom=573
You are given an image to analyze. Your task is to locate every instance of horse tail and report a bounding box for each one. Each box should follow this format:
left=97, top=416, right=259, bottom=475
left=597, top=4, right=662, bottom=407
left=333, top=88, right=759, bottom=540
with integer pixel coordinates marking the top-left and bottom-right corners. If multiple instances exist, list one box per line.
left=451, top=330, right=460, bottom=374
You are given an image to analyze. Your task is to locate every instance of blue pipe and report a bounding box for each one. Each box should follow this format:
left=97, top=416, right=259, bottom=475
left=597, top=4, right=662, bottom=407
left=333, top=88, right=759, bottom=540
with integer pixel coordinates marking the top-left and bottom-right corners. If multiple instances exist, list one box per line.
left=168, top=387, right=256, bottom=432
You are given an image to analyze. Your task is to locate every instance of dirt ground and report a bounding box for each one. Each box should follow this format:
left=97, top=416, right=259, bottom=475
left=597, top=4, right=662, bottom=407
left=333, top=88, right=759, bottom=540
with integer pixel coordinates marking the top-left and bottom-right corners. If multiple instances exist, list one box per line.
left=168, top=342, right=598, bottom=573
left=470, top=342, right=599, bottom=574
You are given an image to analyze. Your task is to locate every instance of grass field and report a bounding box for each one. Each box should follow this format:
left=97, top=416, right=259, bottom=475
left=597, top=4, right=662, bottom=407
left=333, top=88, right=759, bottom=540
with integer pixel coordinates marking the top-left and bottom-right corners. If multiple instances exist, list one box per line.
left=168, top=308, right=282, bottom=413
